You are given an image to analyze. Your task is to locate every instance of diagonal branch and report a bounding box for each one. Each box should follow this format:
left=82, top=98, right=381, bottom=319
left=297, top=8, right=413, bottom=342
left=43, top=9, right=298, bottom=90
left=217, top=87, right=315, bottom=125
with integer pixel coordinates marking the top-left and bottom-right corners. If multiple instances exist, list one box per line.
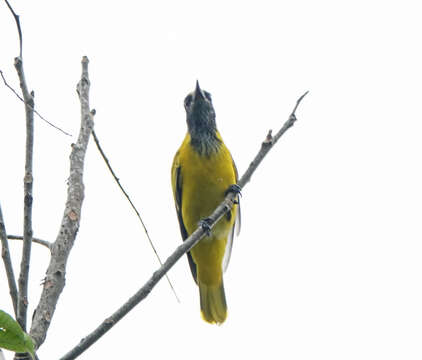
left=0, top=203, right=18, bottom=315
left=29, top=56, right=94, bottom=349
left=0, top=69, right=72, bottom=136
left=0, top=69, right=23, bottom=101
left=239, top=91, right=309, bottom=187
left=58, top=91, right=308, bottom=360
left=91, top=130, right=180, bottom=302
left=14, top=55, right=34, bottom=332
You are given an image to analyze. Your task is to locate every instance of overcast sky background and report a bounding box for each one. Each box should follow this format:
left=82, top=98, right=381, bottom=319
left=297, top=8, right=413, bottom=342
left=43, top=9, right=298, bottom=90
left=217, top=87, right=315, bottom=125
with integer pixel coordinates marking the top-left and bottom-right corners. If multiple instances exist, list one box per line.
left=1, top=1, right=421, bottom=359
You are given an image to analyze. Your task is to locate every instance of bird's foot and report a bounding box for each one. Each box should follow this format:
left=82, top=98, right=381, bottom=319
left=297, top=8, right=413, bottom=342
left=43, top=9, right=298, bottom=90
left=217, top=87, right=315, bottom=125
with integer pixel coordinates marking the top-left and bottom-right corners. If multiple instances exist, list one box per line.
left=225, top=184, right=242, bottom=204
left=199, top=217, right=213, bottom=236
left=225, top=184, right=242, bottom=196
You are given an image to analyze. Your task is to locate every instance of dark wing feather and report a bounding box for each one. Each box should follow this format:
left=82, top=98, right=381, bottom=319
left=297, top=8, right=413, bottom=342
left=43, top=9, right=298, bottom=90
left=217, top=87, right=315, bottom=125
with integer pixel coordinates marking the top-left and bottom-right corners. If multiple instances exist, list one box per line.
left=173, top=163, right=198, bottom=283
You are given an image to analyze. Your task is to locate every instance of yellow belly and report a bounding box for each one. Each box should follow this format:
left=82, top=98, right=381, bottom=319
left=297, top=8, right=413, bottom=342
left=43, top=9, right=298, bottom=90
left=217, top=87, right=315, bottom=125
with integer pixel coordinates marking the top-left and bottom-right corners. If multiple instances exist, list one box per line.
left=178, top=134, right=237, bottom=285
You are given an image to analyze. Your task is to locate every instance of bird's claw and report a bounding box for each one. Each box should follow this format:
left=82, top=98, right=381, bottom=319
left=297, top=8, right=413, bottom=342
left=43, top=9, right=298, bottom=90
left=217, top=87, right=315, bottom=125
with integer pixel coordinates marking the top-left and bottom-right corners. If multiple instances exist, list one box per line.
left=199, top=217, right=213, bottom=236
left=225, top=184, right=242, bottom=197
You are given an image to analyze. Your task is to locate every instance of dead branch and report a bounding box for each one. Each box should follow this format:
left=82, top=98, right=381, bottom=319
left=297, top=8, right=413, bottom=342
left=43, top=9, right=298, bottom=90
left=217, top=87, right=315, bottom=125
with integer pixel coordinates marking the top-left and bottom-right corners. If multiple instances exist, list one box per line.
left=14, top=55, right=34, bottom=332
left=29, top=56, right=94, bottom=349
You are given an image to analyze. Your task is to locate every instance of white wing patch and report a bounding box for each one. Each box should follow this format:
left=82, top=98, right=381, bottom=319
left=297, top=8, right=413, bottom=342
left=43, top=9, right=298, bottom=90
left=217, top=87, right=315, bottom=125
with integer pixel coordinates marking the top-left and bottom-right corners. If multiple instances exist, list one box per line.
left=222, top=203, right=241, bottom=272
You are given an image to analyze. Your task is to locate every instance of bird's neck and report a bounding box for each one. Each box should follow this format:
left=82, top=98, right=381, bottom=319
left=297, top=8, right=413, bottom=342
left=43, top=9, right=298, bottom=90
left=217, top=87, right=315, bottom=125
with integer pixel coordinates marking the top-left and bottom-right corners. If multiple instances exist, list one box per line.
left=188, top=126, right=222, bottom=156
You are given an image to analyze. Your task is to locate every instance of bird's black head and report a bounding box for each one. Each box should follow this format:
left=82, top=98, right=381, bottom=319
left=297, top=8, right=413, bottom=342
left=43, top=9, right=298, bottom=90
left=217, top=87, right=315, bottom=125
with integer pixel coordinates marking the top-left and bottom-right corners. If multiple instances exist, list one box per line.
left=184, top=81, right=220, bottom=155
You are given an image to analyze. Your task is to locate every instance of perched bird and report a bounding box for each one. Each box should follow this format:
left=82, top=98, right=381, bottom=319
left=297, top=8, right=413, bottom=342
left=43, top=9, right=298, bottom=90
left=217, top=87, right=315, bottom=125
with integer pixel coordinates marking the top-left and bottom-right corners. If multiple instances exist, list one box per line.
left=171, top=81, right=240, bottom=324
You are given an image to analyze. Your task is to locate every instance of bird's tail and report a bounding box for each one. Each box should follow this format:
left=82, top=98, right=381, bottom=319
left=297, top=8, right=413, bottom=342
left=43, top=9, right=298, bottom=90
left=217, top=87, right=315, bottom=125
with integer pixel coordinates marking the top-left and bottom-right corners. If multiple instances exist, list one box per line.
left=199, top=279, right=227, bottom=324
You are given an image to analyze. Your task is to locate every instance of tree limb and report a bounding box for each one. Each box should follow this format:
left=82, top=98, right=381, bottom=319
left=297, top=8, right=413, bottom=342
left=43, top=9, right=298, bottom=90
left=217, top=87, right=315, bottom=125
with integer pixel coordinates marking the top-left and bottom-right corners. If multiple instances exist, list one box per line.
left=7, top=235, right=52, bottom=251
left=0, top=203, right=18, bottom=315
left=58, top=91, right=308, bottom=360
left=14, top=55, right=34, bottom=332
left=29, top=56, right=94, bottom=349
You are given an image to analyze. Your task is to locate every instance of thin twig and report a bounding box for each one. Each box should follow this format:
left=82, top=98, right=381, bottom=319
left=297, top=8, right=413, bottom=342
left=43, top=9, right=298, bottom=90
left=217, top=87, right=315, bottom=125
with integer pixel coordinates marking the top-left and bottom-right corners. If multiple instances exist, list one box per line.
left=58, top=91, right=308, bottom=360
left=0, top=203, right=18, bottom=315
left=3, top=0, right=22, bottom=58
left=0, top=70, right=72, bottom=136
left=239, top=91, right=309, bottom=187
left=91, top=130, right=180, bottom=302
left=0, top=69, right=23, bottom=100
left=7, top=235, right=52, bottom=251
left=14, top=55, right=34, bottom=332
left=30, top=56, right=94, bottom=349
left=4, top=4, right=44, bottom=359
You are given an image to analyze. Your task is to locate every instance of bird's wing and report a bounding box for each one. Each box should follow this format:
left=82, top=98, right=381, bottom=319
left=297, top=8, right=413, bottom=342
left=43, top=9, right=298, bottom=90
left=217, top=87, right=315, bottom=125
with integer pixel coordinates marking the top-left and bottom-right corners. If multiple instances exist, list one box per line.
left=222, top=157, right=241, bottom=272
left=171, top=151, right=198, bottom=283
left=223, top=203, right=240, bottom=272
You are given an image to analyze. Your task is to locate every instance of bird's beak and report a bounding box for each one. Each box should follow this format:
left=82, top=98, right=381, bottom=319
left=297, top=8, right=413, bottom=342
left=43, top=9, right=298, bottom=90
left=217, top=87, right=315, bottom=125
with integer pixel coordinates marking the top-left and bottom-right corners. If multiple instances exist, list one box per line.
left=194, top=80, right=205, bottom=101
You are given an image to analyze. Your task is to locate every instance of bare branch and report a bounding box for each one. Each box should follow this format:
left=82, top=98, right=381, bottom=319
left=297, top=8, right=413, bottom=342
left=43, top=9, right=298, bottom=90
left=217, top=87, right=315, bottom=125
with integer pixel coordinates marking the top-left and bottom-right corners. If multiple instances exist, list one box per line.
left=3, top=0, right=22, bottom=58
left=2, top=0, right=71, bottom=137
left=7, top=235, right=52, bottom=251
left=238, top=91, right=308, bottom=188
left=0, top=69, right=24, bottom=101
left=14, top=55, right=34, bottom=332
left=0, top=203, right=18, bottom=315
left=58, top=91, right=308, bottom=360
left=29, top=56, right=94, bottom=349
left=91, top=129, right=180, bottom=302
left=0, top=70, right=72, bottom=136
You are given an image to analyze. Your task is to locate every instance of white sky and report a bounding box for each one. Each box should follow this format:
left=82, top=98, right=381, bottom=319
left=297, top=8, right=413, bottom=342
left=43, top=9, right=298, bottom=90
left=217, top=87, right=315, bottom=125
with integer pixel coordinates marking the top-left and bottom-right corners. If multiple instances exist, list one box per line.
left=1, top=0, right=421, bottom=359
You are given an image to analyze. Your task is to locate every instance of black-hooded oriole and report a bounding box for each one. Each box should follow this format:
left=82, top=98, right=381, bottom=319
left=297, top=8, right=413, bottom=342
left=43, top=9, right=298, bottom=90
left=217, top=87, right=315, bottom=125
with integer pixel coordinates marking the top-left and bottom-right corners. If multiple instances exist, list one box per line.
left=172, top=81, right=240, bottom=324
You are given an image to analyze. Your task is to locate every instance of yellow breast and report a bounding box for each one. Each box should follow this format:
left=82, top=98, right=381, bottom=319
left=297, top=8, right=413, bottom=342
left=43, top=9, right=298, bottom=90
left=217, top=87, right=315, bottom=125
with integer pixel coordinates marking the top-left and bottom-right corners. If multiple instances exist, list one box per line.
left=177, top=132, right=237, bottom=236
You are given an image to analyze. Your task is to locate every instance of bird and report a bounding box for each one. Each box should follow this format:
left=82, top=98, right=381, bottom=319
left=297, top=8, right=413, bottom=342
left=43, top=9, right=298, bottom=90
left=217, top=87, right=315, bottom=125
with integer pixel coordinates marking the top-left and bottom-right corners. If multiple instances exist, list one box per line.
left=171, top=81, right=240, bottom=324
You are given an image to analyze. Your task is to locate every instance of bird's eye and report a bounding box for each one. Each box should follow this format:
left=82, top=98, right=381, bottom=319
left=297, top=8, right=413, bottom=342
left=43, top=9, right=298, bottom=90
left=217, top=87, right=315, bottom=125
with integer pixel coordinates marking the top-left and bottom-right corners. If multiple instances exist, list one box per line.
left=184, top=94, right=193, bottom=108
left=204, top=91, right=212, bottom=101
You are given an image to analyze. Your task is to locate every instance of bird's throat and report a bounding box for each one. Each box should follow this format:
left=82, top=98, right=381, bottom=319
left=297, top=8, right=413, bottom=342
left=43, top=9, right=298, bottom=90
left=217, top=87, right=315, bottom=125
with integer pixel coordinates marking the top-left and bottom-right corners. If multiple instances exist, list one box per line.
left=189, top=128, right=221, bottom=156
